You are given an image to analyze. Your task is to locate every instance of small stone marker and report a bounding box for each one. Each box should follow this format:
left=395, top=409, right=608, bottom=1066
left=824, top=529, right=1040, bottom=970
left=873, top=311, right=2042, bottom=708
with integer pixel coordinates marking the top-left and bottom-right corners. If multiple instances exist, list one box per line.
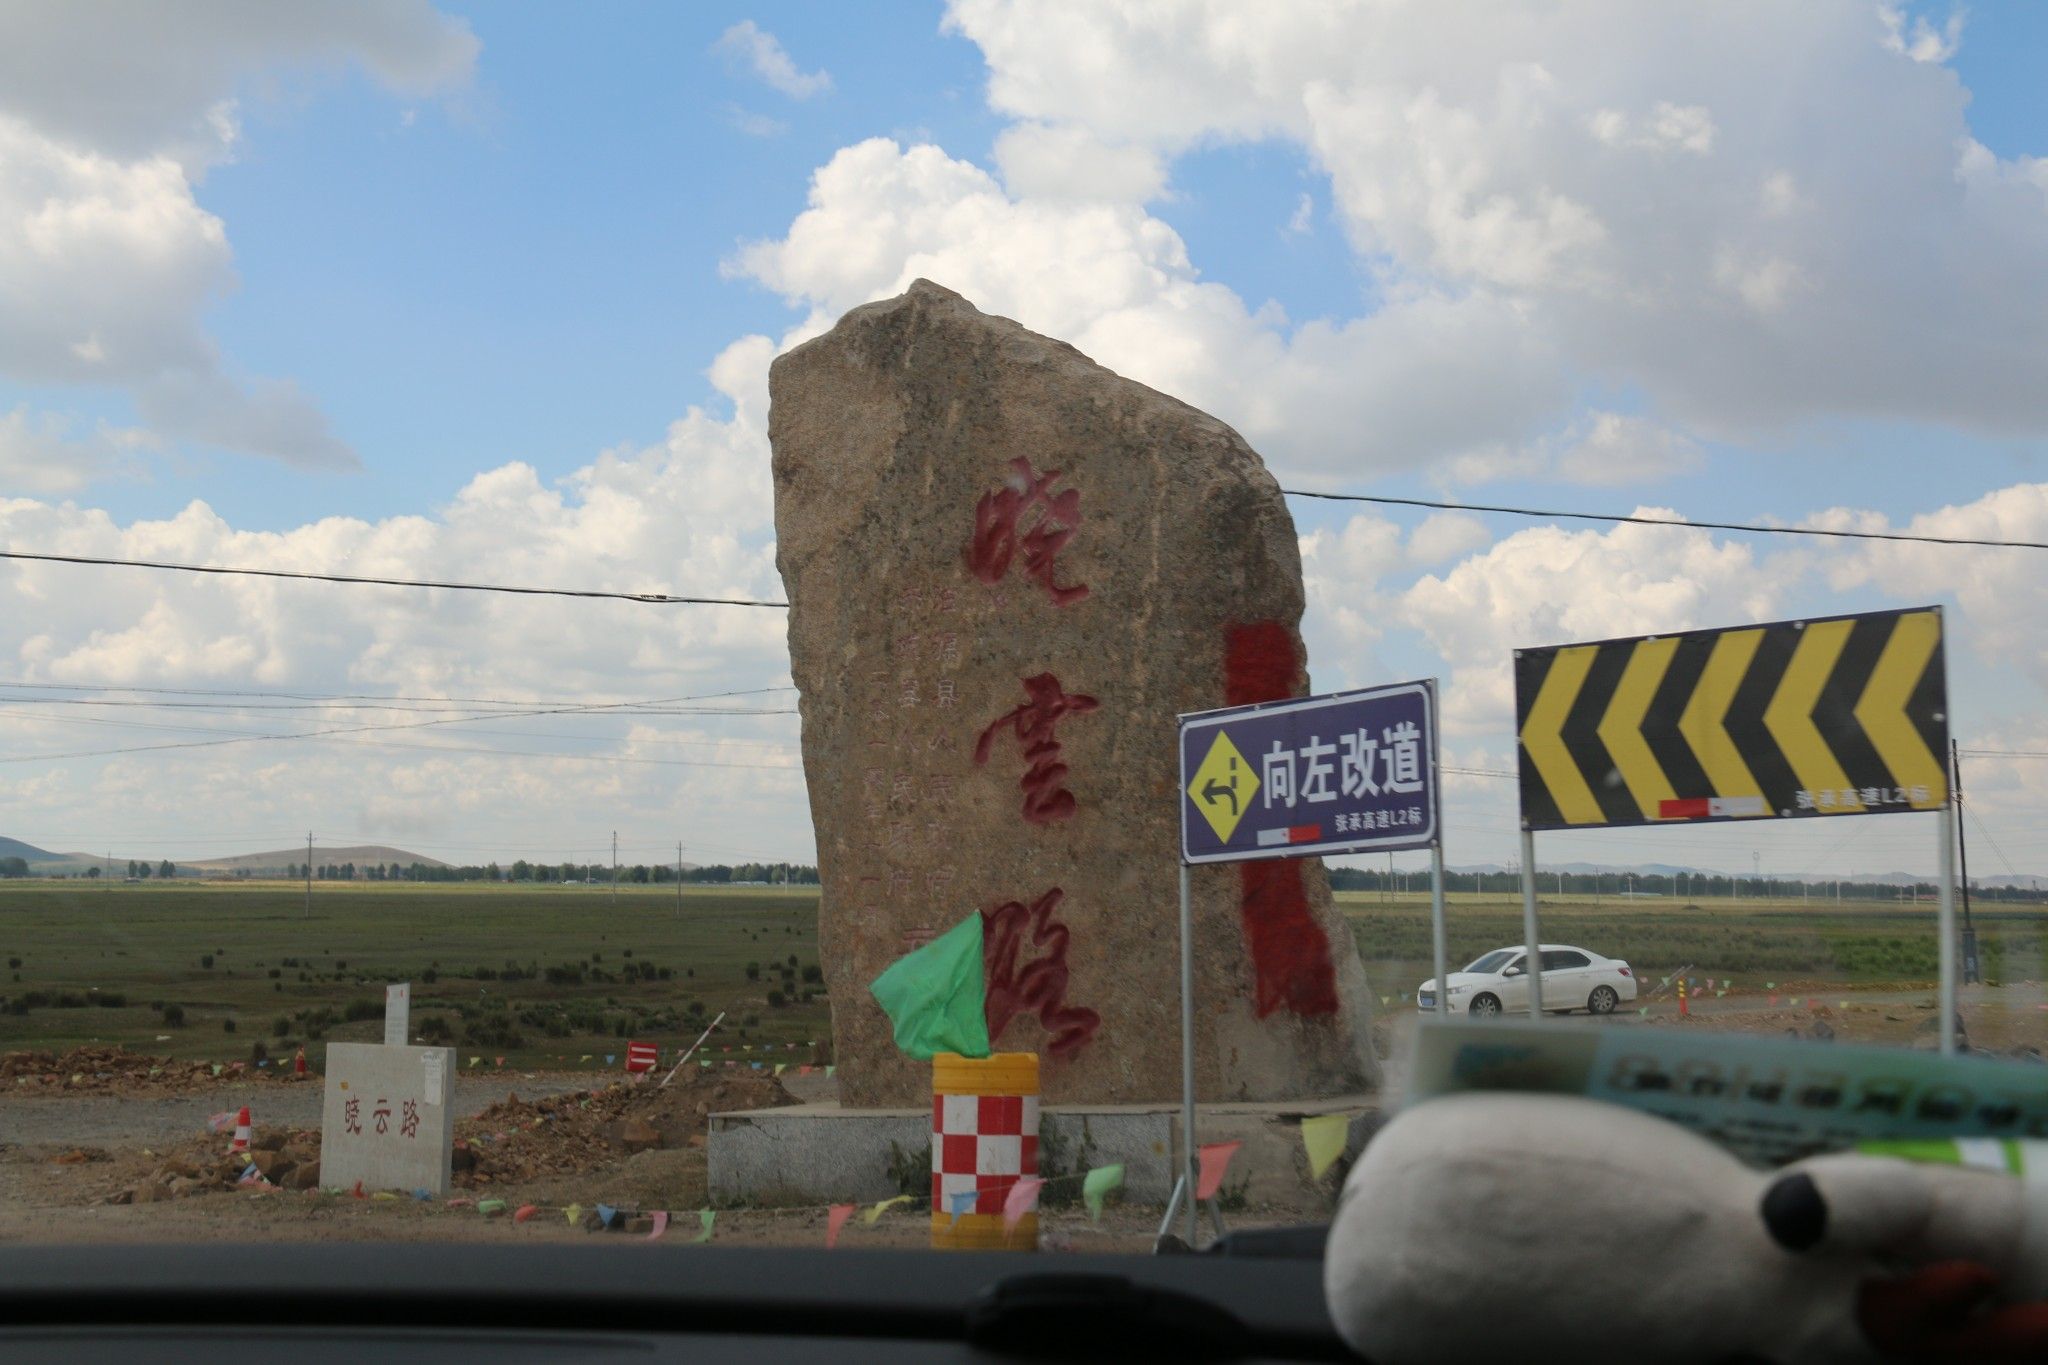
left=320, top=1043, right=454, bottom=1196
left=383, top=982, right=410, bottom=1047
left=771, top=280, right=1380, bottom=1106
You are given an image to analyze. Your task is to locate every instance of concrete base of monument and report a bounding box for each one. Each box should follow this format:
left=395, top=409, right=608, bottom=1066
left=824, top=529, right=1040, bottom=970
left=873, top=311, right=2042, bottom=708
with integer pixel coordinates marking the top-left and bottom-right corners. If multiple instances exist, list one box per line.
left=706, top=1096, right=1378, bottom=1210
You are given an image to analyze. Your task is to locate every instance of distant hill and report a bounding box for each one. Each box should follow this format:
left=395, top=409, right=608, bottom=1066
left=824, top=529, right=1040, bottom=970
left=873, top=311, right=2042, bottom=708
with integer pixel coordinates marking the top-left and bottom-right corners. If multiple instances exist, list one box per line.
left=0, top=836, right=61, bottom=863
left=180, top=844, right=450, bottom=875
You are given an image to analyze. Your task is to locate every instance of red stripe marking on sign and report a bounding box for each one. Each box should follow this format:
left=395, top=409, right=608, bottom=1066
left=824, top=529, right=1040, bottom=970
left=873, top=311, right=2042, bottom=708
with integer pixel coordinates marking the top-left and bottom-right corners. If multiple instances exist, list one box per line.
left=1287, top=825, right=1321, bottom=844
left=1659, top=798, right=1710, bottom=820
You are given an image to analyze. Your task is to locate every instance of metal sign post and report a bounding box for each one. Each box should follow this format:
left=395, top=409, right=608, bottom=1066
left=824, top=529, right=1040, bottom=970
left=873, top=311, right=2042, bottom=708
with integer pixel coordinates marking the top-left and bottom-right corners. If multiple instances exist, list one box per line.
left=1513, top=606, right=1952, bottom=1048
left=1519, top=831, right=1544, bottom=1017
left=1169, top=679, right=1442, bottom=1248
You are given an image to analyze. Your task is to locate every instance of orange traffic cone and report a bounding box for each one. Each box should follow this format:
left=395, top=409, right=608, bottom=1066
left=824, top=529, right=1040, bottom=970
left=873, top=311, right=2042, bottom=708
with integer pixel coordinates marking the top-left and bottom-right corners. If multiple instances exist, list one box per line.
left=229, top=1106, right=251, bottom=1153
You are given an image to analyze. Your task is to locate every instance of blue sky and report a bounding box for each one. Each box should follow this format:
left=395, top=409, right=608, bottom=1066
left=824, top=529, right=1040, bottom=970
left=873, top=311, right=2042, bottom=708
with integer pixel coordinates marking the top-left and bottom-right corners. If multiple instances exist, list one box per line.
left=1, top=2, right=2045, bottom=876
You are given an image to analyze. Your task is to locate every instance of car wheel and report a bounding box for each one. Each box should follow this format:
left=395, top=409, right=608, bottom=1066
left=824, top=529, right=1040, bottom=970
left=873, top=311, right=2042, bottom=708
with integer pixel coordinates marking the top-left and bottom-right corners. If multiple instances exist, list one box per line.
left=1588, top=985, right=1619, bottom=1015
left=1469, top=993, right=1502, bottom=1018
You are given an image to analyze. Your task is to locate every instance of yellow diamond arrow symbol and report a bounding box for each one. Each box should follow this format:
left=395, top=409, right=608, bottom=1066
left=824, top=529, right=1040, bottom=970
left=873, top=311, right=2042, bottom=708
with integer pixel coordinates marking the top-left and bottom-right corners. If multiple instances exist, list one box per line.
left=1187, top=731, right=1258, bottom=843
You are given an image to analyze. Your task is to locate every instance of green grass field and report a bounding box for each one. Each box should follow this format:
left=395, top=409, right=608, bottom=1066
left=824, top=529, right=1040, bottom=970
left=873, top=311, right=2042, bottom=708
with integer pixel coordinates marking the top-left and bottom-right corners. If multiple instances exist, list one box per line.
left=1337, top=889, right=2048, bottom=998
left=5, top=882, right=2044, bottom=1070
left=0, top=881, right=830, bottom=1070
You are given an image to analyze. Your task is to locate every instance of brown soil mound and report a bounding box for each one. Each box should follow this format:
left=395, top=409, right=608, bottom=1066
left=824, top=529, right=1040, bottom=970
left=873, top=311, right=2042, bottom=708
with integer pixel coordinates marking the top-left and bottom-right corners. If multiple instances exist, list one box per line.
left=3, top=1046, right=308, bottom=1095
left=455, top=1071, right=794, bottom=1187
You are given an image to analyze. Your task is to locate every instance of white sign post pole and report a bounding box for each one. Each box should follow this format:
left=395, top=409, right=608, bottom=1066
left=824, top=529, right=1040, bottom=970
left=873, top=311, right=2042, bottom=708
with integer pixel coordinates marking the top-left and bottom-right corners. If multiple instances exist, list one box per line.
left=1429, top=682, right=1449, bottom=1017
left=1431, top=848, right=1449, bottom=1018
left=1520, top=830, right=1544, bottom=1018
left=658, top=1010, right=728, bottom=1088
left=383, top=983, right=410, bottom=1048
left=1177, top=858, right=1197, bottom=1244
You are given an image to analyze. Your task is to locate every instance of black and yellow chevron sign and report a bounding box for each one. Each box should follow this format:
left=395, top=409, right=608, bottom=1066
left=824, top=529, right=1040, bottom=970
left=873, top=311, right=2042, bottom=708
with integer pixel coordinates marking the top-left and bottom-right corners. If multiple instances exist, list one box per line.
left=1515, top=607, right=1948, bottom=830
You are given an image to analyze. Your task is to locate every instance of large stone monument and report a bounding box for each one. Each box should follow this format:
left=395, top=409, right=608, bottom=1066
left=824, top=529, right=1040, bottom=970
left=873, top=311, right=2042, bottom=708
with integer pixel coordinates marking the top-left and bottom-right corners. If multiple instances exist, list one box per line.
left=771, top=280, right=1379, bottom=1107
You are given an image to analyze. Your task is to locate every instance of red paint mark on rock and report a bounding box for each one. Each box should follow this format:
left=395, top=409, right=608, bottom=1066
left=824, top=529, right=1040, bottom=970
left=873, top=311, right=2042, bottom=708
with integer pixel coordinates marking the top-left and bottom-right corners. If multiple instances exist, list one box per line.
left=982, top=888, right=1102, bottom=1060
left=975, top=672, right=1100, bottom=824
left=965, top=457, right=1090, bottom=606
left=1225, top=621, right=1339, bottom=1018
left=1224, top=621, right=1303, bottom=706
left=1236, top=860, right=1340, bottom=1017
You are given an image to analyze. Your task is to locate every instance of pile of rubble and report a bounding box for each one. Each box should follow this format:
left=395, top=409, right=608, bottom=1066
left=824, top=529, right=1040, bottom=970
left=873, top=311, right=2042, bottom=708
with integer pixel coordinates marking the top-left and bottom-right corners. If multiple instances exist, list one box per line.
left=455, top=1070, right=794, bottom=1187
left=103, top=1126, right=322, bottom=1204
left=93, top=1069, right=794, bottom=1205
left=4, top=1045, right=308, bottom=1095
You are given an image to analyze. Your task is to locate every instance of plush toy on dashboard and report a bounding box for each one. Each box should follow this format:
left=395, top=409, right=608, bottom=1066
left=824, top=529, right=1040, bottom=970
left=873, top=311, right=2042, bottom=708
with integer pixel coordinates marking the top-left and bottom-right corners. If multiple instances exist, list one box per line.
left=1323, top=1092, right=2048, bottom=1364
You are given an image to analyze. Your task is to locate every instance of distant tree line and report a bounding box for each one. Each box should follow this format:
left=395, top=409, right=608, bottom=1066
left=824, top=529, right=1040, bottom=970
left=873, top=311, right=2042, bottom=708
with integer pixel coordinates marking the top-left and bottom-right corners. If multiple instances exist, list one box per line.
left=272, top=860, right=820, bottom=885
left=120, top=859, right=177, bottom=880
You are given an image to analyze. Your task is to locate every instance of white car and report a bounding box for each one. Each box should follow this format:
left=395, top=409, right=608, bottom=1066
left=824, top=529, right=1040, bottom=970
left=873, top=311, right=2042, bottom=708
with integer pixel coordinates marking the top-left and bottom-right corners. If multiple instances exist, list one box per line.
left=1415, top=944, right=1638, bottom=1017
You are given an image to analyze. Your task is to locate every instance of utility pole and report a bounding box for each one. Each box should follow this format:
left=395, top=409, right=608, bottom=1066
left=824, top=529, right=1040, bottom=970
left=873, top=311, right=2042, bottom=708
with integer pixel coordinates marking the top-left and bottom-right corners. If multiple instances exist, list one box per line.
left=1953, top=740, right=1980, bottom=983
left=612, top=830, right=618, bottom=902
left=305, top=832, right=312, bottom=916
left=676, top=841, right=683, bottom=917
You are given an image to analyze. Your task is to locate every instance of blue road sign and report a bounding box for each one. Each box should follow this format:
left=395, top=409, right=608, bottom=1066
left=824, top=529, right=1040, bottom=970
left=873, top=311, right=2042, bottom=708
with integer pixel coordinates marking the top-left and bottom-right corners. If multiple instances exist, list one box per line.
left=1179, top=680, right=1440, bottom=864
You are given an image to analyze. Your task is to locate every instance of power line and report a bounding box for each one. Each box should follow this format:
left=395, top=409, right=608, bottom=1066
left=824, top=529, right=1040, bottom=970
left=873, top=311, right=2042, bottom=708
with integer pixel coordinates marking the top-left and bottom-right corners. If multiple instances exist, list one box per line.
left=1281, top=490, right=2048, bottom=551
left=0, top=548, right=788, bottom=606
left=0, top=681, right=795, bottom=705
left=0, top=692, right=795, bottom=766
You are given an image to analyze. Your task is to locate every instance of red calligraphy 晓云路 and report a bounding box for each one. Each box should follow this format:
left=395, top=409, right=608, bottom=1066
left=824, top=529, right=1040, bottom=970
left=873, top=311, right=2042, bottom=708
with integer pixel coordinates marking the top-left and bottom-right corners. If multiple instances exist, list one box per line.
left=975, top=673, right=1099, bottom=824
left=981, top=888, right=1101, bottom=1060
left=965, top=457, right=1090, bottom=607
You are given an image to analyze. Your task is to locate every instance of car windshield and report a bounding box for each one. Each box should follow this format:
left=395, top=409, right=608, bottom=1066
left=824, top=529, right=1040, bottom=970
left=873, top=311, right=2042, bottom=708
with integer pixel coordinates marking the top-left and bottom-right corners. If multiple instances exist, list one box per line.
left=1, top=6, right=2040, bottom=1312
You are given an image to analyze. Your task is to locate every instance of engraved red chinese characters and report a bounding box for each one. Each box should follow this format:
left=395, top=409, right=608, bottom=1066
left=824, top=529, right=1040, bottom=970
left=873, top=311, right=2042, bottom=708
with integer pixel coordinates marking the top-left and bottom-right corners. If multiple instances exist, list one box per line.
left=965, top=457, right=1090, bottom=606
left=975, top=673, right=1100, bottom=824
left=981, top=888, right=1101, bottom=1059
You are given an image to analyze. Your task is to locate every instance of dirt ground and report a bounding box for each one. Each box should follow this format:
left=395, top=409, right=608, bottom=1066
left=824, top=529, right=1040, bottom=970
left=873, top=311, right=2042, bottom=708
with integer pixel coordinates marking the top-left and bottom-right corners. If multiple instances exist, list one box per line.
left=7, top=990, right=2043, bottom=1253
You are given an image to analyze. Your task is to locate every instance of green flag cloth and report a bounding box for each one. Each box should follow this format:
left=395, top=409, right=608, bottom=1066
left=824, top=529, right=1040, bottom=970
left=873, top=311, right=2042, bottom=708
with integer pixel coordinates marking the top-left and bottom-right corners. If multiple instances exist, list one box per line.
left=1083, top=1164, right=1125, bottom=1221
left=868, top=912, right=990, bottom=1060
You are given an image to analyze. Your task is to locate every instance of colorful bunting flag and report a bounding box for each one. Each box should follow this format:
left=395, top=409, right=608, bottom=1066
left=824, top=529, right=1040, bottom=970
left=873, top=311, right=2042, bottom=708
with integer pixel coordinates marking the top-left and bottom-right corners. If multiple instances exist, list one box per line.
left=1083, top=1165, right=1124, bottom=1221
left=948, top=1189, right=978, bottom=1224
left=507, top=1202, right=531, bottom=1221
left=826, top=1203, right=855, bottom=1249
left=863, top=1195, right=912, bottom=1226
left=1196, top=1141, right=1243, bottom=1202
left=597, top=1203, right=619, bottom=1229
left=411, top=1188, right=431, bottom=1201
left=565, top=1203, right=583, bottom=1226
left=696, top=1209, right=715, bottom=1243
left=1301, top=1114, right=1349, bottom=1180
left=372, top=1191, right=399, bottom=1201
left=774, top=1063, right=786, bottom=1076
left=1002, top=1178, right=1043, bottom=1233
left=648, top=1211, right=669, bottom=1240
left=469, top=1056, right=481, bottom=1068
left=825, top=1065, right=836, bottom=1077
left=237, top=1162, right=265, bottom=1186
